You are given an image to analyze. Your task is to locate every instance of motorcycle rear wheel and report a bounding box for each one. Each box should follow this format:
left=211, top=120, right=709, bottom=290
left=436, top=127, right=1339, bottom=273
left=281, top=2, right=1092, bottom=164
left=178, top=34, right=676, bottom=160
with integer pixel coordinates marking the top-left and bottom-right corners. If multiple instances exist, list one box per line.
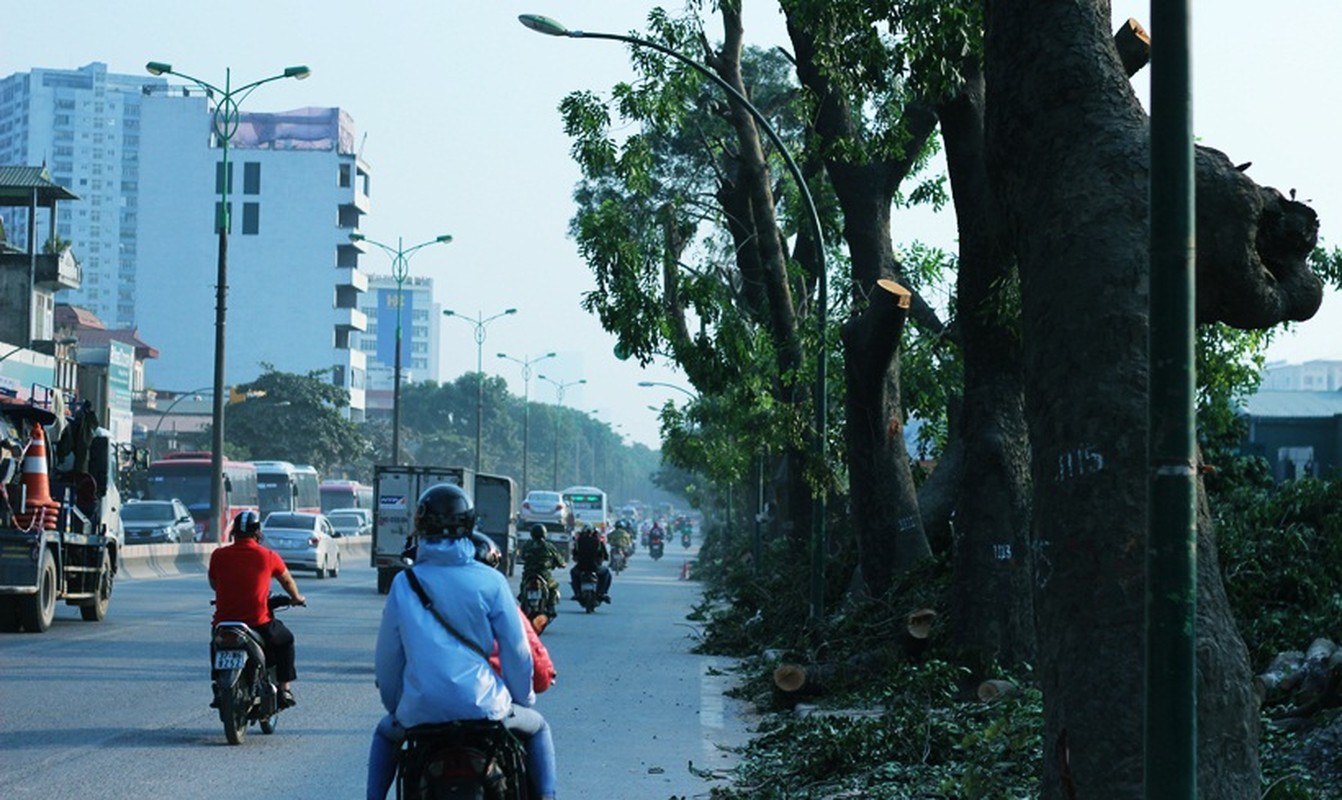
left=220, top=683, right=248, bottom=745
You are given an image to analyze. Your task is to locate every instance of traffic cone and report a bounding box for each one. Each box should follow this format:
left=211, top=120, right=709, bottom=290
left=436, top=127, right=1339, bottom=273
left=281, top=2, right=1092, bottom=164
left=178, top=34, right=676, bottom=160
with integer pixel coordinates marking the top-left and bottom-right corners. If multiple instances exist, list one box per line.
left=15, top=423, right=59, bottom=530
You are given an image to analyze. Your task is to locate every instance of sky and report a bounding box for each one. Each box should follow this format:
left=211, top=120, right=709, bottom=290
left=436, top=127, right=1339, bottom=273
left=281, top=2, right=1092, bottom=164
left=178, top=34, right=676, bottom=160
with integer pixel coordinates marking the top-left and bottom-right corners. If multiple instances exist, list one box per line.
left=3, top=1, right=1340, bottom=448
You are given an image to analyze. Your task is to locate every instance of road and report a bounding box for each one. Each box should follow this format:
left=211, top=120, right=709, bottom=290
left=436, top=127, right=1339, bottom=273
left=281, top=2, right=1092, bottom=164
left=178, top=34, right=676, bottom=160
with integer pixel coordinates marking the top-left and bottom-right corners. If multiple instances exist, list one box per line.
left=0, top=540, right=753, bottom=799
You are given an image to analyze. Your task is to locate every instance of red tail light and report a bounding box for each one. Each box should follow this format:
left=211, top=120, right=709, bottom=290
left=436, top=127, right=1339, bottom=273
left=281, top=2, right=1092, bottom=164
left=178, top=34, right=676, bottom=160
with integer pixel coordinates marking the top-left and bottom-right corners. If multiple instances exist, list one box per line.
left=553, top=504, right=563, bottom=512
left=522, top=502, right=532, bottom=511
left=308, top=536, right=320, bottom=547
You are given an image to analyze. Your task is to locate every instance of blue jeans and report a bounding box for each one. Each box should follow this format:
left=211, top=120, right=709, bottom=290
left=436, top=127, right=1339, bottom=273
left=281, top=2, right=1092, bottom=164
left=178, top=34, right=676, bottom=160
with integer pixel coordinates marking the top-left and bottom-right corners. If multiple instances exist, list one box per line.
left=366, top=705, right=555, bottom=799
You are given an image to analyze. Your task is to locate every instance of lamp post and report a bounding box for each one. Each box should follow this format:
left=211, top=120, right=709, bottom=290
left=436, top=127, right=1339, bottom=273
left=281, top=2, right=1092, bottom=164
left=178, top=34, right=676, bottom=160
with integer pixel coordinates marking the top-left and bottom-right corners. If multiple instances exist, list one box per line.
left=145, top=60, right=311, bottom=541
left=498, top=351, right=556, bottom=493
left=444, top=308, right=517, bottom=473
left=519, top=14, right=831, bottom=619
left=349, top=233, right=454, bottom=466
left=636, top=380, right=697, bottom=399
left=538, top=374, right=585, bottom=489
left=150, top=386, right=214, bottom=460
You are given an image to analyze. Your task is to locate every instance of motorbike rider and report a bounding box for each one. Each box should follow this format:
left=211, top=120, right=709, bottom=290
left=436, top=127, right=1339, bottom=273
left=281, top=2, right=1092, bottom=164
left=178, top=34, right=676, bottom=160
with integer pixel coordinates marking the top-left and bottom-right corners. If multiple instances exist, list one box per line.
left=569, top=522, right=612, bottom=603
left=519, top=523, right=566, bottom=618
left=367, top=483, right=556, bottom=800
left=608, top=519, right=634, bottom=559
left=207, top=509, right=306, bottom=709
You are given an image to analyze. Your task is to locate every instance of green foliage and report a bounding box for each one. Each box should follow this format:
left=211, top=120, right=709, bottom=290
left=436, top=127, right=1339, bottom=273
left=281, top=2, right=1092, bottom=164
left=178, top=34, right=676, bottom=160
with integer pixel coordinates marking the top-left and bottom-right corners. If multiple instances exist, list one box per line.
left=709, top=660, right=1041, bottom=799
left=224, top=366, right=367, bottom=475
left=1214, top=475, right=1342, bottom=669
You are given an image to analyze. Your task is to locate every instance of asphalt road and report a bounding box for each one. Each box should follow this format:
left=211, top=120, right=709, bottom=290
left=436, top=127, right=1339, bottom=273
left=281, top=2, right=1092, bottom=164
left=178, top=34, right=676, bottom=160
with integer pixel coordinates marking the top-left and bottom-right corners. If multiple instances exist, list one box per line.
left=0, top=540, right=753, bottom=799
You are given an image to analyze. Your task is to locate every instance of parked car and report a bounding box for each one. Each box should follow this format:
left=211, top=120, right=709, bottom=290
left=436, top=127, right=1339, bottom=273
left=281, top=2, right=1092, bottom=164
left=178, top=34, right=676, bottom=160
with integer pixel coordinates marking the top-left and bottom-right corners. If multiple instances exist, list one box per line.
left=120, top=498, right=195, bottom=544
left=261, top=511, right=341, bottom=579
left=327, top=508, right=372, bottom=538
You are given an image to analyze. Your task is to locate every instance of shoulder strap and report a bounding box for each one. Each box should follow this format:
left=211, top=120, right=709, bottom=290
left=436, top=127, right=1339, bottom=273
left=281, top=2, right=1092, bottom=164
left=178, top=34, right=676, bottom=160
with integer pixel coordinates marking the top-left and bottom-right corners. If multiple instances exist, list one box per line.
left=402, top=568, right=491, bottom=662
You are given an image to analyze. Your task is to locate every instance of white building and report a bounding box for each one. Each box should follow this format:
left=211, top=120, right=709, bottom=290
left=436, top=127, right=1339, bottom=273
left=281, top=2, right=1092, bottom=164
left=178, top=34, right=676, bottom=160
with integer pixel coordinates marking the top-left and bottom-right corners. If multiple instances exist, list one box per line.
left=1261, top=360, right=1342, bottom=392
left=0, top=63, right=373, bottom=420
left=0, top=63, right=156, bottom=328
left=359, top=274, right=442, bottom=410
left=135, top=99, right=372, bottom=419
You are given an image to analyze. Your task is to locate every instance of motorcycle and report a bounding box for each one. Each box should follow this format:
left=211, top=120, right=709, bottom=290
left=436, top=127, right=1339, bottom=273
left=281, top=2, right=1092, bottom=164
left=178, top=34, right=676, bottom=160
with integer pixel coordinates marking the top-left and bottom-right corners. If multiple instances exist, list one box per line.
left=210, top=595, right=304, bottom=745
left=577, top=568, right=600, bottom=613
left=681, top=531, right=692, bottom=548
left=519, top=574, right=554, bottom=632
left=610, top=547, right=628, bottom=574
left=398, top=719, right=531, bottom=800
left=649, top=537, right=664, bottom=561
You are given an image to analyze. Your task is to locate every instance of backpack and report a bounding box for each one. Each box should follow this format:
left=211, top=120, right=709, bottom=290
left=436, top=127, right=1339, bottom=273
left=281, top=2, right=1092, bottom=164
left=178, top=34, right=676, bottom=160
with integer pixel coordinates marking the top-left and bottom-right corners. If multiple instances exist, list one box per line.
left=575, top=530, right=601, bottom=564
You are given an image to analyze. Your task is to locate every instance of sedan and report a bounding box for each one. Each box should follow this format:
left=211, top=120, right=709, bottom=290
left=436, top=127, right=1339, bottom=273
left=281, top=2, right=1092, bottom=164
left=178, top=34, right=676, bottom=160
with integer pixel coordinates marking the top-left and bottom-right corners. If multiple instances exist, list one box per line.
left=120, top=498, right=196, bottom=544
left=261, top=512, right=341, bottom=579
left=328, top=508, right=372, bottom=538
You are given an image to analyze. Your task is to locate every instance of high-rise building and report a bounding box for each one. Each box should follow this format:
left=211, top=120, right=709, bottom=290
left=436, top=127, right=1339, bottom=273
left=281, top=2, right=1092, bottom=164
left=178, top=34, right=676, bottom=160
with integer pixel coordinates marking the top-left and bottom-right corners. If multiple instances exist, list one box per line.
left=0, top=62, right=374, bottom=420
left=0, top=63, right=159, bottom=328
left=359, top=274, right=442, bottom=413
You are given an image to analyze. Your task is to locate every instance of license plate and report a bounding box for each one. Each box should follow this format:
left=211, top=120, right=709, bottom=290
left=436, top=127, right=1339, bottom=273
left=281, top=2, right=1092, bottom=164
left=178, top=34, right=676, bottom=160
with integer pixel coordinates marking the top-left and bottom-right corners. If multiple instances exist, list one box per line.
left=581, top=582, right=596, bottom=593
left=526, top=590, right=542, bottom=601
left=214, top=650, right=247, bottom=669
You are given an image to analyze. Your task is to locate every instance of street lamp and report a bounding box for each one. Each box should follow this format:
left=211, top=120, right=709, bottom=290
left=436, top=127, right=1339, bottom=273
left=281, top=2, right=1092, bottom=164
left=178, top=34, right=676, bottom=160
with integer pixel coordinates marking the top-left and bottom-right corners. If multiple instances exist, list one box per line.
left=498, top=351, right=556, bottom=493
left=637, top=380, right=697, bottom=399
left=150, top=386, right=213, bottom=459
left=538, top=374, right=585, bottom=489
left=145, top=60, right=311, bottom=541
left=444, top=308, right=517, bottom=473
left=519, top=14, right=831, bottom=619
left=0, top=337, right=78, bottom=365
left=350, top=232, right=454, bottom=466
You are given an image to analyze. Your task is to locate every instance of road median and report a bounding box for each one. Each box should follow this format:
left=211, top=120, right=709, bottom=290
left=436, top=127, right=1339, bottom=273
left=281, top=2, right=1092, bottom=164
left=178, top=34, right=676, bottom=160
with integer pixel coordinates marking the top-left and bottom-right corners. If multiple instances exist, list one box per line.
left=119, top=536, right=370, bottom=579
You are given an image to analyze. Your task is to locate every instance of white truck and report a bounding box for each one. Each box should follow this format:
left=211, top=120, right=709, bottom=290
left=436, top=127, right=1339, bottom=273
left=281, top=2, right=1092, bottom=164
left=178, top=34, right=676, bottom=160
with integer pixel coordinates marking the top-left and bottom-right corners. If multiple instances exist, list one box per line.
left=371, top=465, right=474, bottom=594
left=0, top=410, right=124, bottom=632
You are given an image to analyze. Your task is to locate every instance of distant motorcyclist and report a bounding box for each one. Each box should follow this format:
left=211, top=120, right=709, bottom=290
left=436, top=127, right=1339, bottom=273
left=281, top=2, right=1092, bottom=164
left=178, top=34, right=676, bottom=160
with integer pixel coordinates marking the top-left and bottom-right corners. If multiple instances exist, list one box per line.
left=569, top=523, right=612, bottom=603
left=519, top=524, right=566, bottom=617
left=608, top=519, right=633, bottom=558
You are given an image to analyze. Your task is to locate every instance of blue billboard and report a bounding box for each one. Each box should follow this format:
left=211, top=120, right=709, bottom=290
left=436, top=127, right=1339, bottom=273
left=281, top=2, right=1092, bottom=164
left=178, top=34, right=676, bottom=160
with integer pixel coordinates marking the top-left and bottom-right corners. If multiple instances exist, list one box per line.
left=375, top=288, right=414, bottom=366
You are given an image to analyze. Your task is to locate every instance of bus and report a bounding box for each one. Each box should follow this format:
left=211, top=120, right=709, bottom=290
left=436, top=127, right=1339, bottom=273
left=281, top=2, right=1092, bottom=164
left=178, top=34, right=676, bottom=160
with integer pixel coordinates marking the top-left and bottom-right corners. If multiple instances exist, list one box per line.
left=320, top=479, right=374, bottom=514
left=254, top=461, right=321, bottom=518
left=143, top=452, right=259, bottom=542
left=561, top=485, right=610, bottom=533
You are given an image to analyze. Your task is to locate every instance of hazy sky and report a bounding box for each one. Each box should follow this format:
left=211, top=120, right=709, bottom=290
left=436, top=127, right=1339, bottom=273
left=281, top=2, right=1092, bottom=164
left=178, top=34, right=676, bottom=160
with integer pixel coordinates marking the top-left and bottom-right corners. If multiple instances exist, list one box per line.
left=3, top=2, right=1339, bottom=447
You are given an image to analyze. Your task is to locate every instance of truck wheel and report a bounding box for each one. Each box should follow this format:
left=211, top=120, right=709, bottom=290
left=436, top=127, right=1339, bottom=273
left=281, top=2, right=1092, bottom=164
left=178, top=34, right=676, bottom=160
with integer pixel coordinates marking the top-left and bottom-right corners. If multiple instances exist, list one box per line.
left=20, top=548, right=57, bottom=633
left=80, top=549, right=113, bottom=622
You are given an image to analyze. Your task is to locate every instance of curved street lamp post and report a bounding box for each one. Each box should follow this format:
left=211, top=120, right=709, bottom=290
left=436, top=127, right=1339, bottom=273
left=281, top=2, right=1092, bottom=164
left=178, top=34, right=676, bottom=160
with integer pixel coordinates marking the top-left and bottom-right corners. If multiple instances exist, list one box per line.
left=498, top=351, right=556, bottom=493
left=144, top=60, right=311, bottom=539
left=538, top=374, right=585, bottom=489
left=350, top=233, right=454, bottom=466
left=520, top=15, right=831, bottom=619
left=444, top=308, right=517, bottom=473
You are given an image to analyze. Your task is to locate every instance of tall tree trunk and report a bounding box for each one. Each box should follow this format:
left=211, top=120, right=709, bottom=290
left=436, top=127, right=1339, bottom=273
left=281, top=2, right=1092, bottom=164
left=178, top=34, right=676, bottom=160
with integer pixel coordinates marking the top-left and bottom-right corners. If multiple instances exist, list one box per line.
left=986, top=2, right=1318, bottom=796
left=786, top=9, right=940, bottom=594
left=938, top=62, right=1035, bottom=668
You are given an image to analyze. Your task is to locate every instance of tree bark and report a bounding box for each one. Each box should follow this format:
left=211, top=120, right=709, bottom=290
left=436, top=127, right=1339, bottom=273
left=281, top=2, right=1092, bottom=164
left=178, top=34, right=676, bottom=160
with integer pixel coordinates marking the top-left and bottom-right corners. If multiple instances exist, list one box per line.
left=938, top=61, right=1035, bottom=669
left=984, top=2, right=1305, bottom=796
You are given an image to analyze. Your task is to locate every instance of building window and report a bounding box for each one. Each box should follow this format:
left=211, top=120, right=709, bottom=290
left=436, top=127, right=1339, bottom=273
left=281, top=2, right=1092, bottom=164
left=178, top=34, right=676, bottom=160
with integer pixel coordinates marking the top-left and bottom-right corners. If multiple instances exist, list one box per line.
left=242, top=202, right=259, bottom=235
left=243, top=162, right=260, bottom=195
left=215, top=162, right=233, bottom=195
left=338, top=163, right=351, bottom=188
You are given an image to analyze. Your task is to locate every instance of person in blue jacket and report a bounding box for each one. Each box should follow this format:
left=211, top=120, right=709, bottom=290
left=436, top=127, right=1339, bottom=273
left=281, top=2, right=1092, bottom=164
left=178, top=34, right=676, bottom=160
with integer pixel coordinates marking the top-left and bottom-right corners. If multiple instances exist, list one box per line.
left=366, top=483, right=557, bottom=800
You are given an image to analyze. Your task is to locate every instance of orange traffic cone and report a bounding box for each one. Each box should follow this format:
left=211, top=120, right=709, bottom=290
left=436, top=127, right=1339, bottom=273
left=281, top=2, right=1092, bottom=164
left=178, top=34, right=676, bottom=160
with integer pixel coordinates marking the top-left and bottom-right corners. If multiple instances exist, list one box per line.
left=15, top=423, right=59, bottom=530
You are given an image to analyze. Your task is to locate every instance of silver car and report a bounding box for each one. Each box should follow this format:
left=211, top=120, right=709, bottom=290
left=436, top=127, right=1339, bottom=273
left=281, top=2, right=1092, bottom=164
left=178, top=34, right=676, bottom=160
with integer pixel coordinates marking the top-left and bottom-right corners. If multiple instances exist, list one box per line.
left=327, top=508, right=372, bottom=538
left=261, top=512, right=341, bottom=579
left=121, top=499, right=196, bottom=544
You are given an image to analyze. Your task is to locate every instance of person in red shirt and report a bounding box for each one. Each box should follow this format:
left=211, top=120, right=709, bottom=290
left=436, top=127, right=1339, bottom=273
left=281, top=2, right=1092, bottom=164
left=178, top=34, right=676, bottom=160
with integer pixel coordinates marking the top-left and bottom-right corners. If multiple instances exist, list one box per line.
left=208, top=510, right=306, bottom=707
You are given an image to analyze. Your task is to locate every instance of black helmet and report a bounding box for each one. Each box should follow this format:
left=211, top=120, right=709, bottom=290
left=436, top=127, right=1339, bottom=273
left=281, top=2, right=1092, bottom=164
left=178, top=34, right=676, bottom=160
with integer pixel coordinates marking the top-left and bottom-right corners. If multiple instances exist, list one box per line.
left=530, top=524, right=547, bottom=541
left=415, top=483, right=475, bottom=539
left=232, top=509, right=261, bottom=538
left=469, top=531, right=501, bottom=569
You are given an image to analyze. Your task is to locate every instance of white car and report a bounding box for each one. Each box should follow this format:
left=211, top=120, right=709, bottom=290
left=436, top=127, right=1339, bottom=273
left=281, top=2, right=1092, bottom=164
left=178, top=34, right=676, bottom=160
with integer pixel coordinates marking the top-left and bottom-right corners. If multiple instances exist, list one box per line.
left=261, top=512, right=341, bottom=579
left=327, top=508, right=373, bottom=538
